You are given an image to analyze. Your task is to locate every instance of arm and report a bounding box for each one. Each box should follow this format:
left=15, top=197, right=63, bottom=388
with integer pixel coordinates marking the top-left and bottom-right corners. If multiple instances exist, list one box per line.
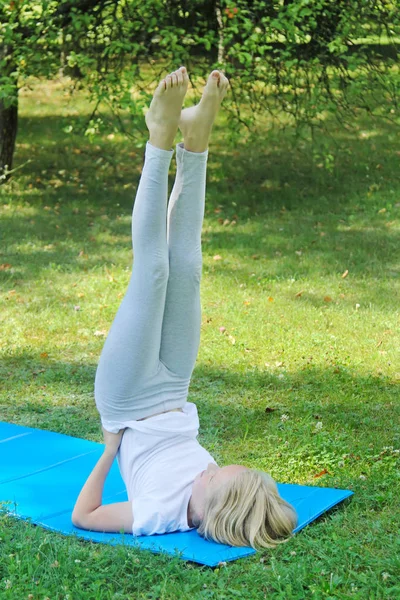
left=71, top=428, right=133, bottom=532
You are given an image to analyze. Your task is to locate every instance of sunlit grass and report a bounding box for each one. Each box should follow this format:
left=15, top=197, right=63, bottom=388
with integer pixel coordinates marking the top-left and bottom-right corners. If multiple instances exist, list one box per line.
left=0, top=72, right=399, bottom=599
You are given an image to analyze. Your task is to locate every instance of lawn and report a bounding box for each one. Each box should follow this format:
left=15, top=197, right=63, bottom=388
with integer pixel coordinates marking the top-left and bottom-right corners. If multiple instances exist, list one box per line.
left=0, top=71, right=399, bottom=599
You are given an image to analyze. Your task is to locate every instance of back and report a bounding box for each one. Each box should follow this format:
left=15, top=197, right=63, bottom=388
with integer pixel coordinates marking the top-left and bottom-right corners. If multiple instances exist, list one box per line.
left=117, top=402, right=217, bottom=535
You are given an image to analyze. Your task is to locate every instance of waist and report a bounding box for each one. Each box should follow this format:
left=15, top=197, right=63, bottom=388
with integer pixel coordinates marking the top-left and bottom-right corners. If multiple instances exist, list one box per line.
left=137, top=408, right=184, bottom=421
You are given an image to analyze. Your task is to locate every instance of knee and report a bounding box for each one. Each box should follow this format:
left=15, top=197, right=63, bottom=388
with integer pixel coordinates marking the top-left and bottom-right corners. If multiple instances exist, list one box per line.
left=150, top=259, right=170, bottom=281
left=134, top=254, right=169, bottom=281
left=170, top=254, right=202, bottom=282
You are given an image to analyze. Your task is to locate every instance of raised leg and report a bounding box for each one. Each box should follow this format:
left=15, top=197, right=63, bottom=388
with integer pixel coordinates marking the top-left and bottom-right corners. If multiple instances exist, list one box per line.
left=94, top=142, right=173, bottom=407
left=159, top=142, right=208, bottom=377
left=160, top=70, right=230, bottom=378
left=94, top=67, right=189, bottom=429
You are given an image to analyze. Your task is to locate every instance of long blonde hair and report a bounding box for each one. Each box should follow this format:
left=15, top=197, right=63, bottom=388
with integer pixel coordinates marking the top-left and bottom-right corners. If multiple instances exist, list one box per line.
left=197, top=469, right=297, bottom=550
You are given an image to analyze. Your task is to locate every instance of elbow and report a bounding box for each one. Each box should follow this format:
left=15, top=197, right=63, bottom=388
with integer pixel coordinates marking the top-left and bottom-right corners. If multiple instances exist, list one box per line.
left=71, top=512, right=85, bottom=528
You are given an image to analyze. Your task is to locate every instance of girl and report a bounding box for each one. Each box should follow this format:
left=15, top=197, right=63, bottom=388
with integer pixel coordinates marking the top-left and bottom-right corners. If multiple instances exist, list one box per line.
left=72, top=66, right=297, bottom=549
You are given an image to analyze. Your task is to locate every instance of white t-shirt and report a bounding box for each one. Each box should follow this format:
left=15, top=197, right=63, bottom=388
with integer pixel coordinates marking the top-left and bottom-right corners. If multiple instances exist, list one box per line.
left=117, top=402, right=218, bottom=536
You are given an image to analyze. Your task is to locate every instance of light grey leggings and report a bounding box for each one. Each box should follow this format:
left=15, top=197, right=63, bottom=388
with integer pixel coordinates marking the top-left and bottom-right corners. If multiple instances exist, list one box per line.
left=94, top=141, right=209, bottom=432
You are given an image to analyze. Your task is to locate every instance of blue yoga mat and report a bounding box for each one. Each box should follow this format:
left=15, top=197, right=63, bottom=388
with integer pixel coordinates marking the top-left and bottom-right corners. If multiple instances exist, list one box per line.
left=0, top=421, right=353, bottom=567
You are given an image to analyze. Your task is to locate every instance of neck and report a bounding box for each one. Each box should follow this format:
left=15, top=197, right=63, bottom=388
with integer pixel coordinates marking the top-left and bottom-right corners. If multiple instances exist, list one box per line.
left=187, top=496, right=196, bottom=528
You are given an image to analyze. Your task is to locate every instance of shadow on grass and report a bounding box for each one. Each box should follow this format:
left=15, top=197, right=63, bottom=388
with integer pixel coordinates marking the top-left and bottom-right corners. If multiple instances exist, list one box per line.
left=3, top=111, right=399, bottom=295
left=1, top=204, right=398, bottom=311
left=1, top=354, right=398, bottom=447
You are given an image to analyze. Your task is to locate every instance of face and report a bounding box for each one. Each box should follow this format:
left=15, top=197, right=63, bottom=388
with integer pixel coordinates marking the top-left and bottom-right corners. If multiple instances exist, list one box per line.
left=190, top=463, right=248, bottom=524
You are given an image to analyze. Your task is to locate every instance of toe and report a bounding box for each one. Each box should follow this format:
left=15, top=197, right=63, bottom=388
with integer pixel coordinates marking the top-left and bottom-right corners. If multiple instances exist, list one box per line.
left=176, top=69, right=183, bottom=85
left=158, top=78, right=167, bottom=93
left=209, top=71, right=220, bottom=87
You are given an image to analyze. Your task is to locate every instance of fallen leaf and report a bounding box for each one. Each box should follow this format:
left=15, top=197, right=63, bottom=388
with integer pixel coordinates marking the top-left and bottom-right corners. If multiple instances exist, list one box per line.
left=40, top=352, right=49, bottom=359
left=268, top=297, right=274, bottom=302
left=244, top=300, right=251, bottom=305
left=276, top=361, right=284, bottom=367
left=378, top=208, right=387, bottom=214
left=252, top=254, right=260, bottom=260
left=213, top=255, right=222, bottom=261
left=295, top=290, right=304, bottom=297
left=341, top=269, right=349, bottom=278
left=376, top=340, right=383, bottom=348
left=228, top=335, right=236, bottom=345
left=214, top=208, right=222, bottom=214
left=295, top=250, right=302, bottom=256
left=219, top=326, right=226, bottom=333
left=94, top=330, right=107, bottom=337
left=223, top=219, right=230, bottom=226
left=105, top=268, right=114, bottom=282
left=313, top=469, right=330, bottom=478
left=265, top=407, right=277, bottom=413
left=0, top=264, right=11, bottom=270
left=324, top=296, right=333, bottom=302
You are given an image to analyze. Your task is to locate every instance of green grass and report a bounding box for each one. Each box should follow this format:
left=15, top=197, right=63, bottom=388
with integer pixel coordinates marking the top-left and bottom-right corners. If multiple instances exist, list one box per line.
left=0, top=73, right=399, bottom=599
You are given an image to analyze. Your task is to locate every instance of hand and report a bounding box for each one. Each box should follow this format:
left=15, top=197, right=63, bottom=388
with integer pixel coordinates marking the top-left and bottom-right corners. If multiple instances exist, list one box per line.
left=102, top=426, right=126, bottom=453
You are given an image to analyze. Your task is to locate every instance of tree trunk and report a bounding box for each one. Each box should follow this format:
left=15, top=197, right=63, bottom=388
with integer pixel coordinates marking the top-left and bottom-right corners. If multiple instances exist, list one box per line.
left=215, top=5, right=225, bottom=66
left=0, top=45, right=19, bottom=185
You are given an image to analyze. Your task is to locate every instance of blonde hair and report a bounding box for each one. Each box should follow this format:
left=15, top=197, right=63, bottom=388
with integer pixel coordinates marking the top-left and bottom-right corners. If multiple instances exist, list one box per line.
left=197, top=469, right=297, bottom=550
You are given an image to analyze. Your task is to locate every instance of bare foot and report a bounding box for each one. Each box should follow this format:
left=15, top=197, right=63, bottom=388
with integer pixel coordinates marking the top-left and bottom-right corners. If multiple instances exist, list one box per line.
left=178, top=70, right=230, bottom=153
left=145, top=66, right=189, bottom=151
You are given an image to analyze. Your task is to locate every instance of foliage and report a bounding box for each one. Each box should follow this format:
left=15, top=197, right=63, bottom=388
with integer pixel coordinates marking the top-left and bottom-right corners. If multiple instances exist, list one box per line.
left=0, top=0, right=399, bottom=154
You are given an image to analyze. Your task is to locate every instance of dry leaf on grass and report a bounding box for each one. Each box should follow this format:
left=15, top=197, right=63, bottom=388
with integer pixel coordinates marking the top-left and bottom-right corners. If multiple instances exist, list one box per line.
left=313, top=469, right=330, bottom=478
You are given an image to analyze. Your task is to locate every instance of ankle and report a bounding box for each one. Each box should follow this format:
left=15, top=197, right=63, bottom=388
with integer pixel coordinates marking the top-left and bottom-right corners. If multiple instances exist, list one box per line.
left=149, top=133, right=174, bottom=152
left=183, top=138, right=209, bottom=153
